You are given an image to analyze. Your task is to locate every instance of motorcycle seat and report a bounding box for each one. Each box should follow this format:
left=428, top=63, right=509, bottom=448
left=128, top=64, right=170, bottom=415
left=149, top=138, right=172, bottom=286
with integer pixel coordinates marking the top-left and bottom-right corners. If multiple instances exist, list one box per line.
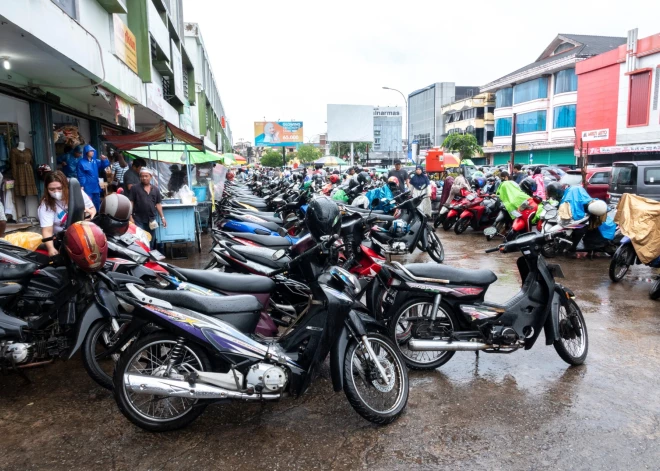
left=225, top=232, right=292, bottom=248
left=175, top=267, right=276, bottom=293
left=405, top=263, right=497, bottom=286
left=142, top=289, right=262, bottom=333
left=232, top=245, right=291, bottom=269
left=237, top=213, right=283, bottom=224
left=234, top=217, right=281, bottom=232
left=371, top=214, right=397, bottom=222
left=0, top=262, right=37, bottom=281
left=371, top=230, right=393, bottom=245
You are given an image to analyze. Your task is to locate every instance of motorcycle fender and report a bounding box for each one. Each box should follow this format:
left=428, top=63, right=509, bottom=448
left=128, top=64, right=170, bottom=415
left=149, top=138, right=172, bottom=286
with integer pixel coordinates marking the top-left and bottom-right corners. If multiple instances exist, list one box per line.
left=512, top=218, right=526, bottom=232
left=447, top=209, right=458, bottom=218
left=544, top=291, right=562, bottom=345
left=459, top=210, right=472, bottom=219
left=67, top=303, right=104, bottom=359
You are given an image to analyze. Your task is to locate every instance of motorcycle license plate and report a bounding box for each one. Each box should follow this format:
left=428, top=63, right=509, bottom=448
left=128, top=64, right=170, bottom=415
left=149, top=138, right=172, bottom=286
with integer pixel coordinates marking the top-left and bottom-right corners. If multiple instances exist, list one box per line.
left=484, top=227, right=497, bottom=237
left=546, top=263, right=565, bottom=279
left=150, top=250, right=166, bottom=261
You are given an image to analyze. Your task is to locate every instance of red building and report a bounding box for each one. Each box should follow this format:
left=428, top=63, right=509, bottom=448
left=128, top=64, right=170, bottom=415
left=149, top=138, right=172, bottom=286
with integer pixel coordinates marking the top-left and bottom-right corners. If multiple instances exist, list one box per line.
left=576, top=29, right=660, bottom=165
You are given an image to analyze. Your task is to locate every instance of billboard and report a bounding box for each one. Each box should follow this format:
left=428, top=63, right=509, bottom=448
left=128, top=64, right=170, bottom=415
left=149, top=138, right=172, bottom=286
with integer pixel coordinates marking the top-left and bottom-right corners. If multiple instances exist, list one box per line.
left=254, top=121, right=303, bottom=147
left=327, top=104, right=373, bottom=142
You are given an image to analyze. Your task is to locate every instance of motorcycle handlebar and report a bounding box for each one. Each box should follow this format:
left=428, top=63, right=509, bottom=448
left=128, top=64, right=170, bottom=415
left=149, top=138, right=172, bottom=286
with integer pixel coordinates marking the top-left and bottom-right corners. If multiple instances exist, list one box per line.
left=270, top=235, right=338, bottom=276
left=484, top=246, right=501, bottom=254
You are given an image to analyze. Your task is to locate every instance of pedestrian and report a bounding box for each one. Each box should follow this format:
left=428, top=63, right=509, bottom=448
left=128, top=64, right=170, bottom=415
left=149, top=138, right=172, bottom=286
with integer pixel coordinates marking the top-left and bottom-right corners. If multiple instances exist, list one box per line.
left=128, top=167, right=166, bottom=249
left=532, top=167, right=546, bottom=199
left=388, top=159, right=409, bottom=193
left=58, top=145, right=83, bottom=179
left=445, top=167, right=471, bottom=205
left=123, top=157, right=146, bottom=192
left=76, top=144, right=109, bottom=211
left=410, top=165, right=432, bottom=216
left=111, top=151, right=129, bottom=186
left=500, top=171, right=510, bottom=181
left=512, top=164, right=525, bottom=184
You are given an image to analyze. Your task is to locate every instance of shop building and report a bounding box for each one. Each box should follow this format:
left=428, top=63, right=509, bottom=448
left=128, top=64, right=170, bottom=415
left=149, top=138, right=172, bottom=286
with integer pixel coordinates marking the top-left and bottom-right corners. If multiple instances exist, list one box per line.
left=373, top=106, right=403, bottom=163
left=575, top=29, right=660, bottom=165
left=481, top=34, right=626, bottom=166
left=441, top=93, right=495, bottom=165
left=407, top=83, right=480, bottom=152
left=0, top=0, right=231, bottom=220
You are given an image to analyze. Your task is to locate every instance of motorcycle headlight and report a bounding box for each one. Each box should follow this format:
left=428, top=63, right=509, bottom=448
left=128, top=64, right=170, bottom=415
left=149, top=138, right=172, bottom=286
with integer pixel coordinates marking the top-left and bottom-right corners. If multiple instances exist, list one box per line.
left=330, top=266, right=361, bottom=295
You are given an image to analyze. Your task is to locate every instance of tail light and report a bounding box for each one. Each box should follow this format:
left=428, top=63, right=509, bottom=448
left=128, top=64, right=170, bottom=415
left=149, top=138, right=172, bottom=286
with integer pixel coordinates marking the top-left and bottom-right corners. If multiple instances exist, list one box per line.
left=454, top=287, right=484, bottom=296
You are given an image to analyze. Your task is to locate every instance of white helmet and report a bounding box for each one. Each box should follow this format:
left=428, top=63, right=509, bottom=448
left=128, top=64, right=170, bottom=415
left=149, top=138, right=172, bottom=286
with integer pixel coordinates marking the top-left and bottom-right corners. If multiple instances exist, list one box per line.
left=588, top=200, right=607, bottom=217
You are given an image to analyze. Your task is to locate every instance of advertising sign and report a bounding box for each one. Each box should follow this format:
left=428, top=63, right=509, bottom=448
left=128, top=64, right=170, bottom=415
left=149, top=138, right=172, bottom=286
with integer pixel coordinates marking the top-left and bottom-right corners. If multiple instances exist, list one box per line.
left=254, top=121, right=303, bottom=147
left=327, top=105, right=373, bottom=142
left=113, top=15, right=138, bottom=74
left=581, top=129, right=609, bottom=142
left=115, top=95, right=135, bottom=131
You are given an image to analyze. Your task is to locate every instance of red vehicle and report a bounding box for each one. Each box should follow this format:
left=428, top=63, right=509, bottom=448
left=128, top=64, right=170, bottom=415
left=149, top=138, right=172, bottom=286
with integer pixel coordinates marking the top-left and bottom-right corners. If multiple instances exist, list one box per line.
left=508, top=196, right=541, bottom=241
left=560, top=167, right=612, bottom=201
left=441, top=189, right=473, bottom=231
left=454, top=195, right=501, bottom=235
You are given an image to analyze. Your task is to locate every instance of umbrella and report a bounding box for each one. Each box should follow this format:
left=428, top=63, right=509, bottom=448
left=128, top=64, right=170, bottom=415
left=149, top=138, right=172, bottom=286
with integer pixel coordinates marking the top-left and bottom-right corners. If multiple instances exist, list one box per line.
left=315, top=156, right=348, bottom=166
left=220, top=153, right=237, bottom=165
left=440, top=154, right=461, bottom=168
left=234, top=155, right=247, bottom=163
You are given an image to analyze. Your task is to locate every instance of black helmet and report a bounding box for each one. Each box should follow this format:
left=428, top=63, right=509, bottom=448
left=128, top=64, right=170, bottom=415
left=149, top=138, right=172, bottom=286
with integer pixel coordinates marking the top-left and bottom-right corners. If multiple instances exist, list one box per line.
left=519, top=177, right=537, bottom=197
left=357, top=171, right=370, bottom=185
left=546, top=182, right=564, bottom=201
left=305, top=196, right=342, bottom=241
left=348, top=179, right=359, bottom=190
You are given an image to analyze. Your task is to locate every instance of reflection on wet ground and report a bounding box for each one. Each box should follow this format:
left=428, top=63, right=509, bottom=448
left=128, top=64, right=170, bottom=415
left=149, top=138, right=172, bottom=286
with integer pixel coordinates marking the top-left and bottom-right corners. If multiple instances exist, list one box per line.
left=1, top=230, right=658, bottom=469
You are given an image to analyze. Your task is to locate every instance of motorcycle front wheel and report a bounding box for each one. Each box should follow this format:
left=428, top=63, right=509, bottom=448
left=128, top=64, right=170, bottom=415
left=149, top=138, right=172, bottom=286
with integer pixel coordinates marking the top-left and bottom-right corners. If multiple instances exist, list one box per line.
left=82, top=314, right=133, bottom=390
left=442, top=216, right=456, bottom=231
left=650, top=277, right=660, bottom=300
left=454, top=217, right=470, bottom=235
left=425, top=228, right=444, bottom=263
left=608, top=245, right=633, bottom=282
left=343, top=333, right=408, bottom=425
left=553, top=298, right=588, bottom=366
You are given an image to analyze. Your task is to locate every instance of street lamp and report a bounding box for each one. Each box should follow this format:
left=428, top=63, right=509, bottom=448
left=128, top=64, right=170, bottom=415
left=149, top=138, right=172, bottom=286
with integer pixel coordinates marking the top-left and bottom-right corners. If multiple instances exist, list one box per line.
left=382, top=86, right=407, bottom=158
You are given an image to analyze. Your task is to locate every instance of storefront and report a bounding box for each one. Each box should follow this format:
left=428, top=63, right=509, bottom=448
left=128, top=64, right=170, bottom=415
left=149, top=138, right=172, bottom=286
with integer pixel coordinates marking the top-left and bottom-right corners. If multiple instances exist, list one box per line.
left=492, top=147, right=576, bottom=166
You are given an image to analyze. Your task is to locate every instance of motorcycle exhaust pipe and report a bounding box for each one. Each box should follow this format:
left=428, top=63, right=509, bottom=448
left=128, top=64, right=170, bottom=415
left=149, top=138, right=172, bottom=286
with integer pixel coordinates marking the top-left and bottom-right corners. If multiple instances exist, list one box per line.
left=124, top=374, right=280, bottom=401
left=407, top=339, right=490, bottom=351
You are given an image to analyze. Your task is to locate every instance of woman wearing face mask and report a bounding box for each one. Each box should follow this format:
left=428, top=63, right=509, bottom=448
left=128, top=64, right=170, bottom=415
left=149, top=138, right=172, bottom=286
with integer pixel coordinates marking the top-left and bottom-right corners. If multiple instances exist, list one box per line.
left=410, top=165, right=432, bottom=217
left=38, top=171, right=96, bottom=256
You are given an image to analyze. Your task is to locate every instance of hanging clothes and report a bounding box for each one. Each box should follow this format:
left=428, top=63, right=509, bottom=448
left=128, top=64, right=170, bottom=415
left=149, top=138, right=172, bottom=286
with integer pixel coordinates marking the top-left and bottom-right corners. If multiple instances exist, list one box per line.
left=10, top=147, right=37, bottom=196
left=0, top=134, right=8, bottom=164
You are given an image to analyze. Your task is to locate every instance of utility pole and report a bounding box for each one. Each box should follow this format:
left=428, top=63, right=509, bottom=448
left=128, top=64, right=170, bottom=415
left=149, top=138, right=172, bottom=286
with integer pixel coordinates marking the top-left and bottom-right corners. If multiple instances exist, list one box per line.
left=509, top=113, right=517, bottom=173
left=282, top=147, right=286, bottom=169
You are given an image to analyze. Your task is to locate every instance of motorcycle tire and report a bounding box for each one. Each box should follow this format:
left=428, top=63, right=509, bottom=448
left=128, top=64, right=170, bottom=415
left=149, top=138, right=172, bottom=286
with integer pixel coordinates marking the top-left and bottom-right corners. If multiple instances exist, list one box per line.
left=650, top=278, right=660, bottom=300
left=505, top=229, right=517, bottom=242
left=426, top=228, right=445, bottom=264
left=82, top=314, right=133, bottom=390
left=343, top=333, right=408, bottom=425
left=113, top=332, right=212, bottom=432
left=454, top=217, right=470, bottom=235
left=608, top=244, right=633, bottom=282
left=433, top=213, right=446, bottom=229
left=442, top=216, right=456, bottom=232
left=541, top=243, right=559, bottom=258
left=388, top=297, right=458, bottom=370
left=553, top=298, right=588, bottom=366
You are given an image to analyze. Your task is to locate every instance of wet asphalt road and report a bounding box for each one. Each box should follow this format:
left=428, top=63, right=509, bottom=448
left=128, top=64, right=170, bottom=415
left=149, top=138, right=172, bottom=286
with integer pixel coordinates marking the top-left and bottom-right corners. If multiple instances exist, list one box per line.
left=1, top=230, right=659, bottom=470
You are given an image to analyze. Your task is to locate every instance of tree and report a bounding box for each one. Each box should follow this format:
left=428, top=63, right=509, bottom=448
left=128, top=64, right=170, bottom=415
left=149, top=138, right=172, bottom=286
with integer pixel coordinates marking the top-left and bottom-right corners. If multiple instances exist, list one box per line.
left=441, top=133, right=483, bottom=161
left=296, top=144, right=322, bottom=163
left=330, top=142, right=371, bottom=161
left=261, top=149, right=285, bottom=167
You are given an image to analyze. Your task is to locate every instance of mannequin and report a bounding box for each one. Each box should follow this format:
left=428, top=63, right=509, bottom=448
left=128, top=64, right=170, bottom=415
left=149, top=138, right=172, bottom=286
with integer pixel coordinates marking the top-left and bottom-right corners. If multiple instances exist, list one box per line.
left=17, top=142, right=25, bottom=151
left=10, top=142, right=37, bottom=197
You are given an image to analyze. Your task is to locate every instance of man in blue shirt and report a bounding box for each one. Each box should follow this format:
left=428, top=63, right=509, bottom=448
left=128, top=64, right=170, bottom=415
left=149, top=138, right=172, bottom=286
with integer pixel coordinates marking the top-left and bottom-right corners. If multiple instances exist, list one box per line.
left=77, top=144, right=109, bottom=211
left=58, top=145, right=83, bottom=179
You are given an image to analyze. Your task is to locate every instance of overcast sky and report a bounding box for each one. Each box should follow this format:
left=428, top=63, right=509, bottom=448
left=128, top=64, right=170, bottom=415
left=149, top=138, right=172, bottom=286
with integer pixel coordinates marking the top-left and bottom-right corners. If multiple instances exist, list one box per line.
left=183, top=0, right=660, bottom=145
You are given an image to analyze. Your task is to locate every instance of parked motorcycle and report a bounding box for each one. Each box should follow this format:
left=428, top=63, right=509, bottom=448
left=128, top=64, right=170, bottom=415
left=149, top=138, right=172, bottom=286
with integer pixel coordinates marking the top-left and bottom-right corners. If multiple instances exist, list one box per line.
left=609, top=236, right=660, bottom=300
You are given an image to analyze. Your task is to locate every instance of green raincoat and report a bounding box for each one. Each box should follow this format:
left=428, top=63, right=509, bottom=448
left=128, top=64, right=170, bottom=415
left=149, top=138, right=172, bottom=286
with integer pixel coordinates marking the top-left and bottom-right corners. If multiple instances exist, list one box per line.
left=496, top=181, right=530, bottom=218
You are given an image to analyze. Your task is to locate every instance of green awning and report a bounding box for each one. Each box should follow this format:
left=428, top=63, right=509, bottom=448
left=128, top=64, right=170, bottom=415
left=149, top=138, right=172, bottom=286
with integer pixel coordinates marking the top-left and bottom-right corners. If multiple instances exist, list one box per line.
left=126, top=143, right=227, bottom=164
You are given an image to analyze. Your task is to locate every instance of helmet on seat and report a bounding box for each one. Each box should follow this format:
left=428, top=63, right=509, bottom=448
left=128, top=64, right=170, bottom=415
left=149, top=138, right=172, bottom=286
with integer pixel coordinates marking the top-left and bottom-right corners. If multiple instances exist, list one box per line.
left=348, top=179, right=360, bottom=190
left=357, top=171, right=370, bottom=185
left=519, top=177, right=537, bottom=196
left=305, top=196, right=342, bottom=241
left=588, top=199, right=607, bottom=217
left=63, top=221, right=108, bottom=273
left=546, top=182, right=564, bottom=201
left=95, top=193, right=132, bottom=236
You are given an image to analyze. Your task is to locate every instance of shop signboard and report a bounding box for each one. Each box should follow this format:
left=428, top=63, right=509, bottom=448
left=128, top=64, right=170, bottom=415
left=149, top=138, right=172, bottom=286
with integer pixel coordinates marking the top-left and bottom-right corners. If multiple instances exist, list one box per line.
left=581, top=128, right=609, bottom=142
left=588, top=143, right=660, bottom=155
left=254, top=121, right=303, bottom=147
left=180, top=104, right=194, bottom=134
left=115, top=95, right=135, bottom=131
left=113, top=15, right=138, bottom=74
left=171, top=40, right=184, bottom=103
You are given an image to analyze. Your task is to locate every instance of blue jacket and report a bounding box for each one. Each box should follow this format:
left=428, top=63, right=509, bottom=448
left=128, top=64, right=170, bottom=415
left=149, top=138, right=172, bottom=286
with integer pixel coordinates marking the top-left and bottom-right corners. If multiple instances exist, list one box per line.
left=77, top=145, right=109, bottom=194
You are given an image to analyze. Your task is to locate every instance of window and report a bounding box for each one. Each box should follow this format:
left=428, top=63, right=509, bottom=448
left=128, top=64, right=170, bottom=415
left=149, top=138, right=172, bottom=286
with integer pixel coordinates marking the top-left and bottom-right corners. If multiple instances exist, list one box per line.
left=513, top=78, right=548, bottom=104
left=516, top=110, right=547, bottom=133
left=555, top=69, right=577, bottom=94
left=553, top=104, right=576, bottom=128
left=495, top=88, right=513, bottom=108
left=495, top=117, right=512, bottom=136
left=612, top=165, right=636, bottom=185
left=51, top=0, right=77, bottom=19
left=628, top=71, right=652, bottom=126
left=644, top=168, right=660, bottom=185
left=589, top=172, right=610, bottom=184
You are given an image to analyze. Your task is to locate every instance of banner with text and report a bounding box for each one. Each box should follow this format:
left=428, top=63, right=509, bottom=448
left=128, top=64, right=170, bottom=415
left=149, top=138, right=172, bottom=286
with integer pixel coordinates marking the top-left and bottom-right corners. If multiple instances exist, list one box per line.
left=254, top=121, right=303, bottom=147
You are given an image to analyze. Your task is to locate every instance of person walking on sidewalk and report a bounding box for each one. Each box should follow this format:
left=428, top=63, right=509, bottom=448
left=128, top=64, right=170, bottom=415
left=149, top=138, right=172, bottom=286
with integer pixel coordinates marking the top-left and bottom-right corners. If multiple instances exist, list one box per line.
left=128, top=167, right=166, bottom=249
left=77, top=144, right=109, bottom=211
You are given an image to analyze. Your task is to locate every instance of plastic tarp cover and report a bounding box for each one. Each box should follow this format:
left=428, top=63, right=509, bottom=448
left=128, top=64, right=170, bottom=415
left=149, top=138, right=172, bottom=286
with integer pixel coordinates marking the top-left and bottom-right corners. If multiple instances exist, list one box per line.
left=496, top=181, right=529, bottom=217
left=561, top=186, right=592, bottom=220
left=614, top=193, right=660, bottom=264
left=366, top=185, right=394, bottom=211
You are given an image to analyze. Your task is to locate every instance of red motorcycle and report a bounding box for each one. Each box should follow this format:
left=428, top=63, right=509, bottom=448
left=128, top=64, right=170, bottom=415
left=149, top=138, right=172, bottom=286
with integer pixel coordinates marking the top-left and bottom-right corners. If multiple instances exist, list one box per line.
left=507, top=196, right=541, bottom=241
left=441, top=189, right=473, bottom=231
left=454, top=195, right=501, bottom=235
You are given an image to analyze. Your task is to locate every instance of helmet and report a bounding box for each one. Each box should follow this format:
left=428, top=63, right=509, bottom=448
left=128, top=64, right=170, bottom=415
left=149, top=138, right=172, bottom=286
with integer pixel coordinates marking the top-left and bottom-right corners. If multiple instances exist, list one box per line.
left=63, top=221, right=108, bottom=273
left=96, top=193, right=132, bottom=236
left=588, top=199, right=607, bottom=217
left=329, top=174, right=339, bottom=184
left=473, top=177, right=486, bottom=189
left=227, top=172, right=235, bottom=181
left=305, top=196, right=342, bottom=241
left=387, top=176, right=399, bottom=191
left=302, top=181, right=313, bottom=191
left=546, top=182, right=564, bottom=201
left=357, top=171, right=370, bottom=185
left=519, top=177, right=537, bottom=196
left=348, top=179, right=360, bottom=190
left=390, top=219, right=409, bottom=236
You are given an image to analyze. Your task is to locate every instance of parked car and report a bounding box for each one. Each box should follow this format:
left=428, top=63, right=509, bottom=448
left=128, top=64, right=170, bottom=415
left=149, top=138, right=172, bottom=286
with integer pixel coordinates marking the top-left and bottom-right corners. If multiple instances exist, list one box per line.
left=560, top=167, right=612, bottom=201
left=608, top=161, right=660, bottom=204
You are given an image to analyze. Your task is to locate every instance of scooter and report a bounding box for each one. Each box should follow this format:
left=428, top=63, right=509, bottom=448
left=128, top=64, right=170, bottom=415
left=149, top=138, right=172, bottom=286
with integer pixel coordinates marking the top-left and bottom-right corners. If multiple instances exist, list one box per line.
left=609, top=236, right=660, bottom=300
left=453, top=194, right=501, bottom=235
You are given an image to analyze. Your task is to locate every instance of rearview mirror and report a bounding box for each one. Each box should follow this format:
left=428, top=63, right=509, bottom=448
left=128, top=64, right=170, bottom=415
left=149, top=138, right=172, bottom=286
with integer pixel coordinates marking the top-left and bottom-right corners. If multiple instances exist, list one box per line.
left=277, top=227, right=288, bottom=237
left=272, top=249, right=287, bottom=260
left=484, top=227, right=497, bottom=237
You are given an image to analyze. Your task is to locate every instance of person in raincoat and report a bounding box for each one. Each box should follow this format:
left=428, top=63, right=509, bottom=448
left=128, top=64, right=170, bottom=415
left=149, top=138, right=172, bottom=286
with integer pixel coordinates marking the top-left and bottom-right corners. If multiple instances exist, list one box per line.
left=76, top=144, right=109, bottom=211
left=444, top=168, right=471, bottom=206
left=532, top=168, right=546, bottom=200
left=410, top=165, right=432, bottom=217
left=58, top=145, right=84, bottom=179
left=496, top=180, right=530, bottom=218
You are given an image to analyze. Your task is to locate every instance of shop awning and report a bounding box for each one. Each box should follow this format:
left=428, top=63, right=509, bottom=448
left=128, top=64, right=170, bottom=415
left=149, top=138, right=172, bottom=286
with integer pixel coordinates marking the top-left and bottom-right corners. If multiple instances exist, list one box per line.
left=101, top=121, right=205, bottom=151
left=126, top=143, right=228, bottom=164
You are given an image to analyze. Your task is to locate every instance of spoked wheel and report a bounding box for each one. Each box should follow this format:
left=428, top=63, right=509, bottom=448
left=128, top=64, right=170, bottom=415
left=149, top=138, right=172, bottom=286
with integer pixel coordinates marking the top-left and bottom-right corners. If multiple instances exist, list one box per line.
left=113, top=333, right=211, bottom=432
left=194, top=212, right=203, bottom=253
left=343, top=333, right=408, bottom=424
left=608, top=245, right=633, bottom=282
left=454, top=217, right=470, bottom=235
left=425, top=228, right=444, bottom=263
left=553, top=298, right=588, bottom=366
left=388, top=298, right=457, bottom=370
left=650, top=277, right=660, bottom=300
left=442, top=216, right=456, bottom=231
left=82, top=314, right=132, bottom=390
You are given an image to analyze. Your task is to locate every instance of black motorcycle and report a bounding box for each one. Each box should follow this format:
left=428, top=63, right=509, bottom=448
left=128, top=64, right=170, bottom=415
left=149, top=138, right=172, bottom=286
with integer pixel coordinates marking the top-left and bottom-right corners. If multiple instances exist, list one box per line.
left=381, top=232, right=588, bottom=370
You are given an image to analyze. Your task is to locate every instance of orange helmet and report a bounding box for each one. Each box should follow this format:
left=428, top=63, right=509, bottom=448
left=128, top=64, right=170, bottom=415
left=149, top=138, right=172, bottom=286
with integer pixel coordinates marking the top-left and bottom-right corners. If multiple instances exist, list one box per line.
left=63, top=221, right=108, bottom=273
left=329, top=174, right=339, bottom=184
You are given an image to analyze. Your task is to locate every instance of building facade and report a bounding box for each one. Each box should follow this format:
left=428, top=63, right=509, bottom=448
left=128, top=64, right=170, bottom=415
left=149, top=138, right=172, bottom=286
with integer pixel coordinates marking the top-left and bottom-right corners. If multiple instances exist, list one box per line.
left=0, top=0, right=231, bottom=218
left=408, top=83, right=480, bottom=154
left=576, top=29, right=660, bottom=165
left=481, top=34, right=626, bottom=166
left=441, top=93, right=495, bottom=165
left=373, top=106, right=402, bottom=161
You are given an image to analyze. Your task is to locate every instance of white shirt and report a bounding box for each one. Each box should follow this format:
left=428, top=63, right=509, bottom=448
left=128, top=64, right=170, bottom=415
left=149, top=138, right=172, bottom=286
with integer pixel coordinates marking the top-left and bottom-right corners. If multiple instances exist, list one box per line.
left=38, top=191, right=95, bottom=234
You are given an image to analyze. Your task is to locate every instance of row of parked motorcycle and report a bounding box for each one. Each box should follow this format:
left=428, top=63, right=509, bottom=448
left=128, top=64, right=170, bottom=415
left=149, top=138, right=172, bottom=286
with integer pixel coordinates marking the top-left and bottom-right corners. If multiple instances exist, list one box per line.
left=0, top=174, right=589, bottom=432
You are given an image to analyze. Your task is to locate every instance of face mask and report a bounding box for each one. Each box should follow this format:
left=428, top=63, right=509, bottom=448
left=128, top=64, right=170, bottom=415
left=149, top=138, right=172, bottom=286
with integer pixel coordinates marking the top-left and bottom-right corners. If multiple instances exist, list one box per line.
left=49, top=191, right=63, bottom=200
